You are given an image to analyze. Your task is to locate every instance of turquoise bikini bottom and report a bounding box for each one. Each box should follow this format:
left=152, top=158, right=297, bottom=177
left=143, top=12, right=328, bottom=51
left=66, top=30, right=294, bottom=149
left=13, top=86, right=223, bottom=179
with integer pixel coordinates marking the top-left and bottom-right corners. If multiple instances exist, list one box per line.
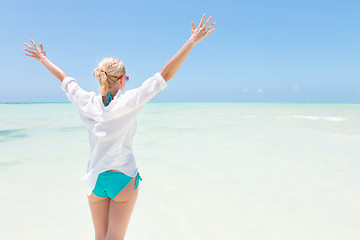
left=92, top=170, right=142, bottom=199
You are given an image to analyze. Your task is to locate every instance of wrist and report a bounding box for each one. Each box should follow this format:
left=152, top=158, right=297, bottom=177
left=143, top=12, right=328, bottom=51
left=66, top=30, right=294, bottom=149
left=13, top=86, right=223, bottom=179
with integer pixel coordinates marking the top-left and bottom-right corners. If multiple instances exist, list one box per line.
left=187, top=37, right=196, bottom=46
left=39, top=57, right=49, bottom=64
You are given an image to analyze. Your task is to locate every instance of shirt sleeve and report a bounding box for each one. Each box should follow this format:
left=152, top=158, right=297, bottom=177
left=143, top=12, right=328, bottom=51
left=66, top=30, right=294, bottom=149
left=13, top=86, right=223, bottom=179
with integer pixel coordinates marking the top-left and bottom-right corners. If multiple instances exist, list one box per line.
left=112, top=72, right=167, bottom=114
left=61, top=77, right=98, bottom=118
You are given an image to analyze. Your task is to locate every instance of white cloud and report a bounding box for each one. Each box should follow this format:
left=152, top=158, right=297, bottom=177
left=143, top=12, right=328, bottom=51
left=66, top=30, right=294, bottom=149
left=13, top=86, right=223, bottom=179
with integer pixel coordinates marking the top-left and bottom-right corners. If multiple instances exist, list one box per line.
left=242, top=88, right=248, bottom=92
left=257, top=88, right=263, bottom=93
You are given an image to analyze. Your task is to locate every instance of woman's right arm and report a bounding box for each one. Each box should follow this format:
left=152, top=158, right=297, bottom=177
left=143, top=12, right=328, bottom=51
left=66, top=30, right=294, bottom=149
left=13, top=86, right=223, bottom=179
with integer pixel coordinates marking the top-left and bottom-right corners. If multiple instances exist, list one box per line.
left=24, top=39, right=68, bottom=82
left=24, top=40, right=97, bottom=118
left=160, top=13, right=215, bottom=82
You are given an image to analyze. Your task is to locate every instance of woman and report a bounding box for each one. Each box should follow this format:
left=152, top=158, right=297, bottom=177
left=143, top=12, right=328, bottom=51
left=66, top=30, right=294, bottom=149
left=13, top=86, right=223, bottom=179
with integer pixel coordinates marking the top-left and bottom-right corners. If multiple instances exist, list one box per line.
left=23, top=14, right=215, bottom=240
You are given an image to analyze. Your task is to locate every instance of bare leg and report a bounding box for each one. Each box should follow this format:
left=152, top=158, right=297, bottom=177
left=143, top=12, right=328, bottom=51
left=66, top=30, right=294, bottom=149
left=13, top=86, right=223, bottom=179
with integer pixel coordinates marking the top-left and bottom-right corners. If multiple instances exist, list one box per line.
left=88, top=193, right=111, bottom=240
left=106, top=177, right=139, bottom=240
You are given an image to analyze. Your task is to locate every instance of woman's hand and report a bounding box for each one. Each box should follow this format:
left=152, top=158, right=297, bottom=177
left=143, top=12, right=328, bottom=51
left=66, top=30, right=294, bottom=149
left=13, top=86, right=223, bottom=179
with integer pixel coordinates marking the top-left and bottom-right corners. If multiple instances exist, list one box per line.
left=160, top=14, right=215, bottom=81
left=23, top=39, right=47, bottom=62
left=23, top=39, right=67, bottom=82
left=189, top=13, right=216, bottom=45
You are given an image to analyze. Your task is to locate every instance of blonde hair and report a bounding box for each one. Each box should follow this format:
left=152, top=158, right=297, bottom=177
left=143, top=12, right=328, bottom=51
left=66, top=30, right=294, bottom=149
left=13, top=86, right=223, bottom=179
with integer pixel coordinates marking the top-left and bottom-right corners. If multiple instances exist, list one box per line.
left=93, top=57, right=126, bottom=96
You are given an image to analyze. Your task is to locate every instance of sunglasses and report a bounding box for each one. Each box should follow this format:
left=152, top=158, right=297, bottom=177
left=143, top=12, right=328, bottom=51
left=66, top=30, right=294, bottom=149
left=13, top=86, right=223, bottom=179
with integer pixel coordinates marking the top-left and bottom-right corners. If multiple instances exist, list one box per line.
left=118, top=75, right=129, bottom=82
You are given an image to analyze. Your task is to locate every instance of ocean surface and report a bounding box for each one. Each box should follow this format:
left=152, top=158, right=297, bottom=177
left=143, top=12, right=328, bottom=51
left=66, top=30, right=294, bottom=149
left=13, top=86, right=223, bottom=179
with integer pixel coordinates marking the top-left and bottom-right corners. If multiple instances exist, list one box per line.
left=0, top=102, right=359, bottom=240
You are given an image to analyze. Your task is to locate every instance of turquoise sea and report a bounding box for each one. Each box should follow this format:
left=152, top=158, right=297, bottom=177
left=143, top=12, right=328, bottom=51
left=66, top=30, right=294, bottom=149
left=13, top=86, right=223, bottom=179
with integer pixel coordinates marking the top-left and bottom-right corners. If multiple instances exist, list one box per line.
left=0, top=103, right=359, bottom=239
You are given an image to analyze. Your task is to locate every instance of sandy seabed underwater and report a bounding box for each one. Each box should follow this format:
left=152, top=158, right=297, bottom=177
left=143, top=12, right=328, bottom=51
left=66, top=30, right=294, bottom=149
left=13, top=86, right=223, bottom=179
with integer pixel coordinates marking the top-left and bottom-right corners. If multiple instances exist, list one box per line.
left=0, top=102, right=359, bottom=240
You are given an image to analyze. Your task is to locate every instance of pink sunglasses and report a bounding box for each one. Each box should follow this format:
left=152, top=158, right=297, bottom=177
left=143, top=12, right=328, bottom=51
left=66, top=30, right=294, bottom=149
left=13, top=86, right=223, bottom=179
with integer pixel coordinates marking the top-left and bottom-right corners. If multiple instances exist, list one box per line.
left=118, top=75, right=129, bottom=82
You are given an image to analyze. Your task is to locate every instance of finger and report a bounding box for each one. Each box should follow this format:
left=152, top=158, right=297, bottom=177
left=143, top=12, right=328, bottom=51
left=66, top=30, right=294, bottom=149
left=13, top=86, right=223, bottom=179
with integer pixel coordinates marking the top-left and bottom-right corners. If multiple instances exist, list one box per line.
left=203, top=16, right=212, bottom=28
left=30, top=39, right=39, bottom=50
left=25, top=54, right=35, bottom=58
left=205, top=28, right=215, bottom=36
left=198, top=13, right=206, bottom=28
left=205, top=22, right=216, bottom=32
left=24, top=43, right=36, bottom=51
left=191, top=21, right=195, bottom=31
left=23, top=48, right=34, bottom=54
left=40, top=43, right=44, bottom=51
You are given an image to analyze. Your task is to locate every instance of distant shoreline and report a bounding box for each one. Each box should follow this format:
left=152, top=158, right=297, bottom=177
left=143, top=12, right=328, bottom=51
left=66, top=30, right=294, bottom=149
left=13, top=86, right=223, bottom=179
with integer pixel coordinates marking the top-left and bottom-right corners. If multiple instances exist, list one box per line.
left=0, top=102, right=359, bottom=104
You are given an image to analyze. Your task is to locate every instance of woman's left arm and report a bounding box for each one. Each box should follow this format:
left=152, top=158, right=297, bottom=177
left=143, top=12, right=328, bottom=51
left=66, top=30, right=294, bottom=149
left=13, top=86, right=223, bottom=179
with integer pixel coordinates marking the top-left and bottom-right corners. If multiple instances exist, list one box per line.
left=24, top=39, right=67, bottom=82
left=160, top=14, right=215, bottom=81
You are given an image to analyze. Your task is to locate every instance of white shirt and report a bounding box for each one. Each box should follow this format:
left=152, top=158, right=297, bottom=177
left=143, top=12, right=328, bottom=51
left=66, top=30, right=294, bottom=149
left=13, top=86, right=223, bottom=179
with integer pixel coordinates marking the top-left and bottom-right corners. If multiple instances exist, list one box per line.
left=61, top=72, right=168, bottom=196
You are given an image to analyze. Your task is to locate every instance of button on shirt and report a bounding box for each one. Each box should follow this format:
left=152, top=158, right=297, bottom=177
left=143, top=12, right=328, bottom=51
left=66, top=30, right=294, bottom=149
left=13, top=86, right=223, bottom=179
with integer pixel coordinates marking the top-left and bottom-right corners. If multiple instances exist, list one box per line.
left=61, top=72, right=168, bottom=196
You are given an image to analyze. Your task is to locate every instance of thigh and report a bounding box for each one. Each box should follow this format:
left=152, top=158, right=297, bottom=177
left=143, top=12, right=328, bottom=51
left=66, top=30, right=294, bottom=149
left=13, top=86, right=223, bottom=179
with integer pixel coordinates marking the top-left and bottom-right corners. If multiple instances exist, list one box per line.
left=107, top=177, right=139, bottom=239
left=88, top=193, right=110, bottom=240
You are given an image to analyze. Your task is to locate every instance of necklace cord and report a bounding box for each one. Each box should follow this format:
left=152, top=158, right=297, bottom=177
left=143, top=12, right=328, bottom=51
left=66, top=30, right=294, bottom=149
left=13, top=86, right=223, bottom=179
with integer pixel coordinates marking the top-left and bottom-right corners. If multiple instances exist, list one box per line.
left=105, top=92, right=116, bottom=106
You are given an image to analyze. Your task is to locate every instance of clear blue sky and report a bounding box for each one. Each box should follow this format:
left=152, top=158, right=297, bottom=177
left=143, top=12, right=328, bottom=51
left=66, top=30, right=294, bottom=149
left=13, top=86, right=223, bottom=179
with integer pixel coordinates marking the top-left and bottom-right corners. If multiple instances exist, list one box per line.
left=1, top=0, right=359, bottom=103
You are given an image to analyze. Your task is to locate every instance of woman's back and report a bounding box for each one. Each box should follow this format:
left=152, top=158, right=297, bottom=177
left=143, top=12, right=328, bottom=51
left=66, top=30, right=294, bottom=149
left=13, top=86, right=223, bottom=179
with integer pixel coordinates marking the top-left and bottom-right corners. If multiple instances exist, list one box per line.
left=61, top=72, right=168, bottom=196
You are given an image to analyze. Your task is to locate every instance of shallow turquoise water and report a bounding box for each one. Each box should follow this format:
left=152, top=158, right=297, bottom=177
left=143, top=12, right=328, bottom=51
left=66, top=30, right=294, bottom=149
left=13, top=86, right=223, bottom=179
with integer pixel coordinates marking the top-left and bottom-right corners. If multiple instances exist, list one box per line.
left=0, top=103, right=359, bottom=239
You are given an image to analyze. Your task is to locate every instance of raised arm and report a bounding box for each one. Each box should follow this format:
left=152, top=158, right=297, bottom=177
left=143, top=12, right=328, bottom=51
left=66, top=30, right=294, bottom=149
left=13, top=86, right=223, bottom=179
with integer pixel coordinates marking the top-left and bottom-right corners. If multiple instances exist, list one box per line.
left=160, top=13, right=215, bottom=82
left=24, top=39, right=67, bottom=82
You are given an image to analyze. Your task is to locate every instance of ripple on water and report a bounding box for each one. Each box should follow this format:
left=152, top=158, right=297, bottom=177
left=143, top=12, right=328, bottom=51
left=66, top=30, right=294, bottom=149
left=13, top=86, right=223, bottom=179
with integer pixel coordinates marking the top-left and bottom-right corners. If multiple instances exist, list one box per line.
left=293, top=115, right=344, bottom=122
left=0, top=129, right=27, bottom=142
left=55, top=127, right=84, bottom=132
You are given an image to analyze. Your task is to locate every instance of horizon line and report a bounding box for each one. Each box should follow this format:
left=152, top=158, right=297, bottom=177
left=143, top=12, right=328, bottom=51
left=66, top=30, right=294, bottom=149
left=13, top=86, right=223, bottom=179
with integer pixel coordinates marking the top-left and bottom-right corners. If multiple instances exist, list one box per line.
left=0, top=101, right=359, bottom=104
